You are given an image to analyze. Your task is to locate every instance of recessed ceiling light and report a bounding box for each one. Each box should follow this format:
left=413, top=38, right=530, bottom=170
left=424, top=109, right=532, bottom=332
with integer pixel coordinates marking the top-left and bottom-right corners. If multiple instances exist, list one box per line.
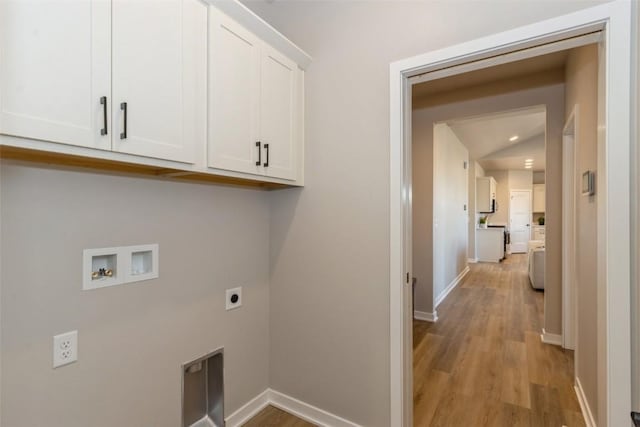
left=509, top=135, right=519, bottom=142
left=525, top=158, right=534, bottom=162
left=525, top=165, right=532, bottom=169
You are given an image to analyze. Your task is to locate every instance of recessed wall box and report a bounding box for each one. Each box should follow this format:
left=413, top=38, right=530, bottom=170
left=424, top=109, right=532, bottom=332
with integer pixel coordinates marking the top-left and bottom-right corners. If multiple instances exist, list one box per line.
left=83, top=244, right=159, bottom=290
left=130, top=244, right=159, bottom=282
left=83, top=247, right=123, bottom=290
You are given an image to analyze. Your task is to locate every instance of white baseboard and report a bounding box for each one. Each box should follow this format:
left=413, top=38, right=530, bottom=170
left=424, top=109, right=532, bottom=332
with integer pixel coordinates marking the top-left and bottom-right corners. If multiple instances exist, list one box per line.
left=435, top=266, right=470, bottom=308
left=540, top=328, right=563, bottom=346
left=575, top=377, right=597, bottom=427
left=467, top=258, right=478, bottom=263
left=225, top=388, right=361, bottom=427
left=225, top=389, right=270, bottom=427
left=269, top=389, right=361, bottom=427
left=414, top=310, right=438, bottom=322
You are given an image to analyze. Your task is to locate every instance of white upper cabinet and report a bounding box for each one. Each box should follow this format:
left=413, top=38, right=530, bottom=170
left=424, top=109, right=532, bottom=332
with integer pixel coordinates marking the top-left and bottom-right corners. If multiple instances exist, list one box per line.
left=533, top=184, right=546, bottom=212
left=0, top=0, right=309, bottom=186
left=111, top=0, right=206, bottom=163
left=208, top=8, right=261, bottom=175
left=0, top=0, right=111, bottom=150
left=208, top=8, right=301, bottom=181
left=259, top=46, right=298, bottom=180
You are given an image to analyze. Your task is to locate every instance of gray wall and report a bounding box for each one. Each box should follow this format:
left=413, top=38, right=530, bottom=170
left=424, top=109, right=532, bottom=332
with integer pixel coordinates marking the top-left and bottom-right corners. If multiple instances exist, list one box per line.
left=565, top=44, right=599, bottom=423
left=242, top=1, right=603, bottom=424
left=0, top=161, right=271, bottom=427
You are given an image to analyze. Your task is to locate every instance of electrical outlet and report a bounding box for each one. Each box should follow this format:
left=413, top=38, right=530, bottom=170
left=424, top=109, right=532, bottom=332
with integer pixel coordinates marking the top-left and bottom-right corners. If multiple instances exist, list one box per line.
left=225, top=287, right=242, bottom=310
left=53, top=330, right=78, bottom=368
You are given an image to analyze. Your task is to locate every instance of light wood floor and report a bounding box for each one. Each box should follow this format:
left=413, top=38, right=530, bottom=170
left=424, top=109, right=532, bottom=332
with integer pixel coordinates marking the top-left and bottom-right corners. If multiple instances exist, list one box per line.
left=414, top=254, right=584, bottom=426
left=242, top=405, right=314, bottom=427
left=243, top=255, right=583, bottom=426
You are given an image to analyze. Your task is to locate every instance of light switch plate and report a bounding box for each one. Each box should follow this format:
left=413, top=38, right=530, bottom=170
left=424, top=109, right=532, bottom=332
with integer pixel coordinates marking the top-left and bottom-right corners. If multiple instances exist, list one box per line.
left=53, top=330, right=78, bottom=368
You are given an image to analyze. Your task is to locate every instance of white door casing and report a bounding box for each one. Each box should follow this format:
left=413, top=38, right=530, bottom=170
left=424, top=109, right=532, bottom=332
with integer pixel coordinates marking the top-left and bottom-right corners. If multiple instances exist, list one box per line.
left=390, top=3, right=631, bottom=426
left=510, top=190, right=532, bottom=253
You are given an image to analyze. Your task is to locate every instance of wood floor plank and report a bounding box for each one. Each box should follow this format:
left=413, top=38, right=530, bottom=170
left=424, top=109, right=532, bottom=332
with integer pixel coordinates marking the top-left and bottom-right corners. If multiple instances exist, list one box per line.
left=414, top=254, right=585, bottom=426
left=242, top=405, right=315, bottom=427
left=501, top=340, right=531, bottom=409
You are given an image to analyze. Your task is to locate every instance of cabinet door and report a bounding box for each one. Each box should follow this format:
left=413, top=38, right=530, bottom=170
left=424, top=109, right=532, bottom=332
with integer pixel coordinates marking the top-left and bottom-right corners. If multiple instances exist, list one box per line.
left=533, top=185, right=546, bottom=212
left=0, top=0, right=110, bottom=149
left=207, top=8, right=261, bottom=175
left=111, top=0, right=206, bottom=163
left=260, top=46, right=298, bottom=181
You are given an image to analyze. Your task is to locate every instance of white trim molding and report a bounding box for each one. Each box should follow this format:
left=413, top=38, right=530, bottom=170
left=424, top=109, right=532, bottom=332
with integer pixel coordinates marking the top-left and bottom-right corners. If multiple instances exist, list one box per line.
left=225, top=389, right=271, bottom=427
left=414, top=310, right=438, bottom=323
left=225, top=389, right=361, bottom=427
left=389, top=2, right=632, bottom=425
left=575, top=377, right=597, bottom=427
left=435, top=266, right=469, bottom=308
left=269, top=389, right=361, bottom=427
left=540, top=328, right=563, bottom=346
left=467, top=258, right=478, bottom=264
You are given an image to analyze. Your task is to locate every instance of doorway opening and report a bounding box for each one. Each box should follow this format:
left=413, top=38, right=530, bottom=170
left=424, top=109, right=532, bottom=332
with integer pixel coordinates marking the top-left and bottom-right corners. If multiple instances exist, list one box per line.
left=390, top=3, right=632, bottom=426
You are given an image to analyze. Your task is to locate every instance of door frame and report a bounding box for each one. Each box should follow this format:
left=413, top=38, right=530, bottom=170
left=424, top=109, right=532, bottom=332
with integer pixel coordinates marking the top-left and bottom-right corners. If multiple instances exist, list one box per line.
left=509, top=189, right=532, bottom=254
left=562, top=107, right=578, bottom=352
left=389, top=2, right=631, bottom=426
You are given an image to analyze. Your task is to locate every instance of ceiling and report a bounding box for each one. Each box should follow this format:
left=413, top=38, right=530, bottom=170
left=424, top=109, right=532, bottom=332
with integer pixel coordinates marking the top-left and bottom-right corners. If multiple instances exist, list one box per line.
left=412, top=50, right=568, bottom=101
left=447, top=107, right=546, bottom=171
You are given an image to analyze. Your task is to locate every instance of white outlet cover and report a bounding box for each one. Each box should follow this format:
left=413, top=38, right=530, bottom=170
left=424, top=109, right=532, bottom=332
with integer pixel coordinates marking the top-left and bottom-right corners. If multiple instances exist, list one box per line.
left=53, top=330, right=78, bottom=368
left=225, top=287, right=242, bottom=310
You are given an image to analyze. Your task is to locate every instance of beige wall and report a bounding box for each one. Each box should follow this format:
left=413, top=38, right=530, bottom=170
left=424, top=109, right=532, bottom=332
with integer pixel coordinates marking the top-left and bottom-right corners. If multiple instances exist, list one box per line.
left=533, top=171, right=546, bottom=184
left=468, top=161, right=485, bottom=260
left=433, top=124, right=469, bottom=304
left=0, top=162, right=271, bottom=426
left=240, top=1, right=605, bottom=424
left=565, top=44, right=599, bottom=423
left=412, top=111, right=435, bottom=313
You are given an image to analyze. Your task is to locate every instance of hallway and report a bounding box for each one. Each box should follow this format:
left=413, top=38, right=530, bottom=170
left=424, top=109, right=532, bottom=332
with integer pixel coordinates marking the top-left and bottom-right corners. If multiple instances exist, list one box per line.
left=413, top=255, right=584, bottom=426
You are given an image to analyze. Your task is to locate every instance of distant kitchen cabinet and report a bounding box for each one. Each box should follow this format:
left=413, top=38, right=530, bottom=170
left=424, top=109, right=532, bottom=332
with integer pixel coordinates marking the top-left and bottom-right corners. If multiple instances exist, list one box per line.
left=531, top=225, right=545, bottom=241
left=533, top=184, right=546, bottom=212
left=476, top=228, right=504, bottom=263
left=476, top=176, right=497, bottom=213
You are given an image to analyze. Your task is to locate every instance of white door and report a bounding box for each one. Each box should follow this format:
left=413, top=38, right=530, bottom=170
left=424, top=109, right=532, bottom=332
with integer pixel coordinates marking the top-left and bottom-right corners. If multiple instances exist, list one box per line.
left=0, top=0, right=111, bottom=149
left=207, top=8, right=261, bottom=175
left=260, top=46, right=298, bottom=181
left=510, top=190, right=531, bottom=253
left=111, top=0, right=206, bottom=163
